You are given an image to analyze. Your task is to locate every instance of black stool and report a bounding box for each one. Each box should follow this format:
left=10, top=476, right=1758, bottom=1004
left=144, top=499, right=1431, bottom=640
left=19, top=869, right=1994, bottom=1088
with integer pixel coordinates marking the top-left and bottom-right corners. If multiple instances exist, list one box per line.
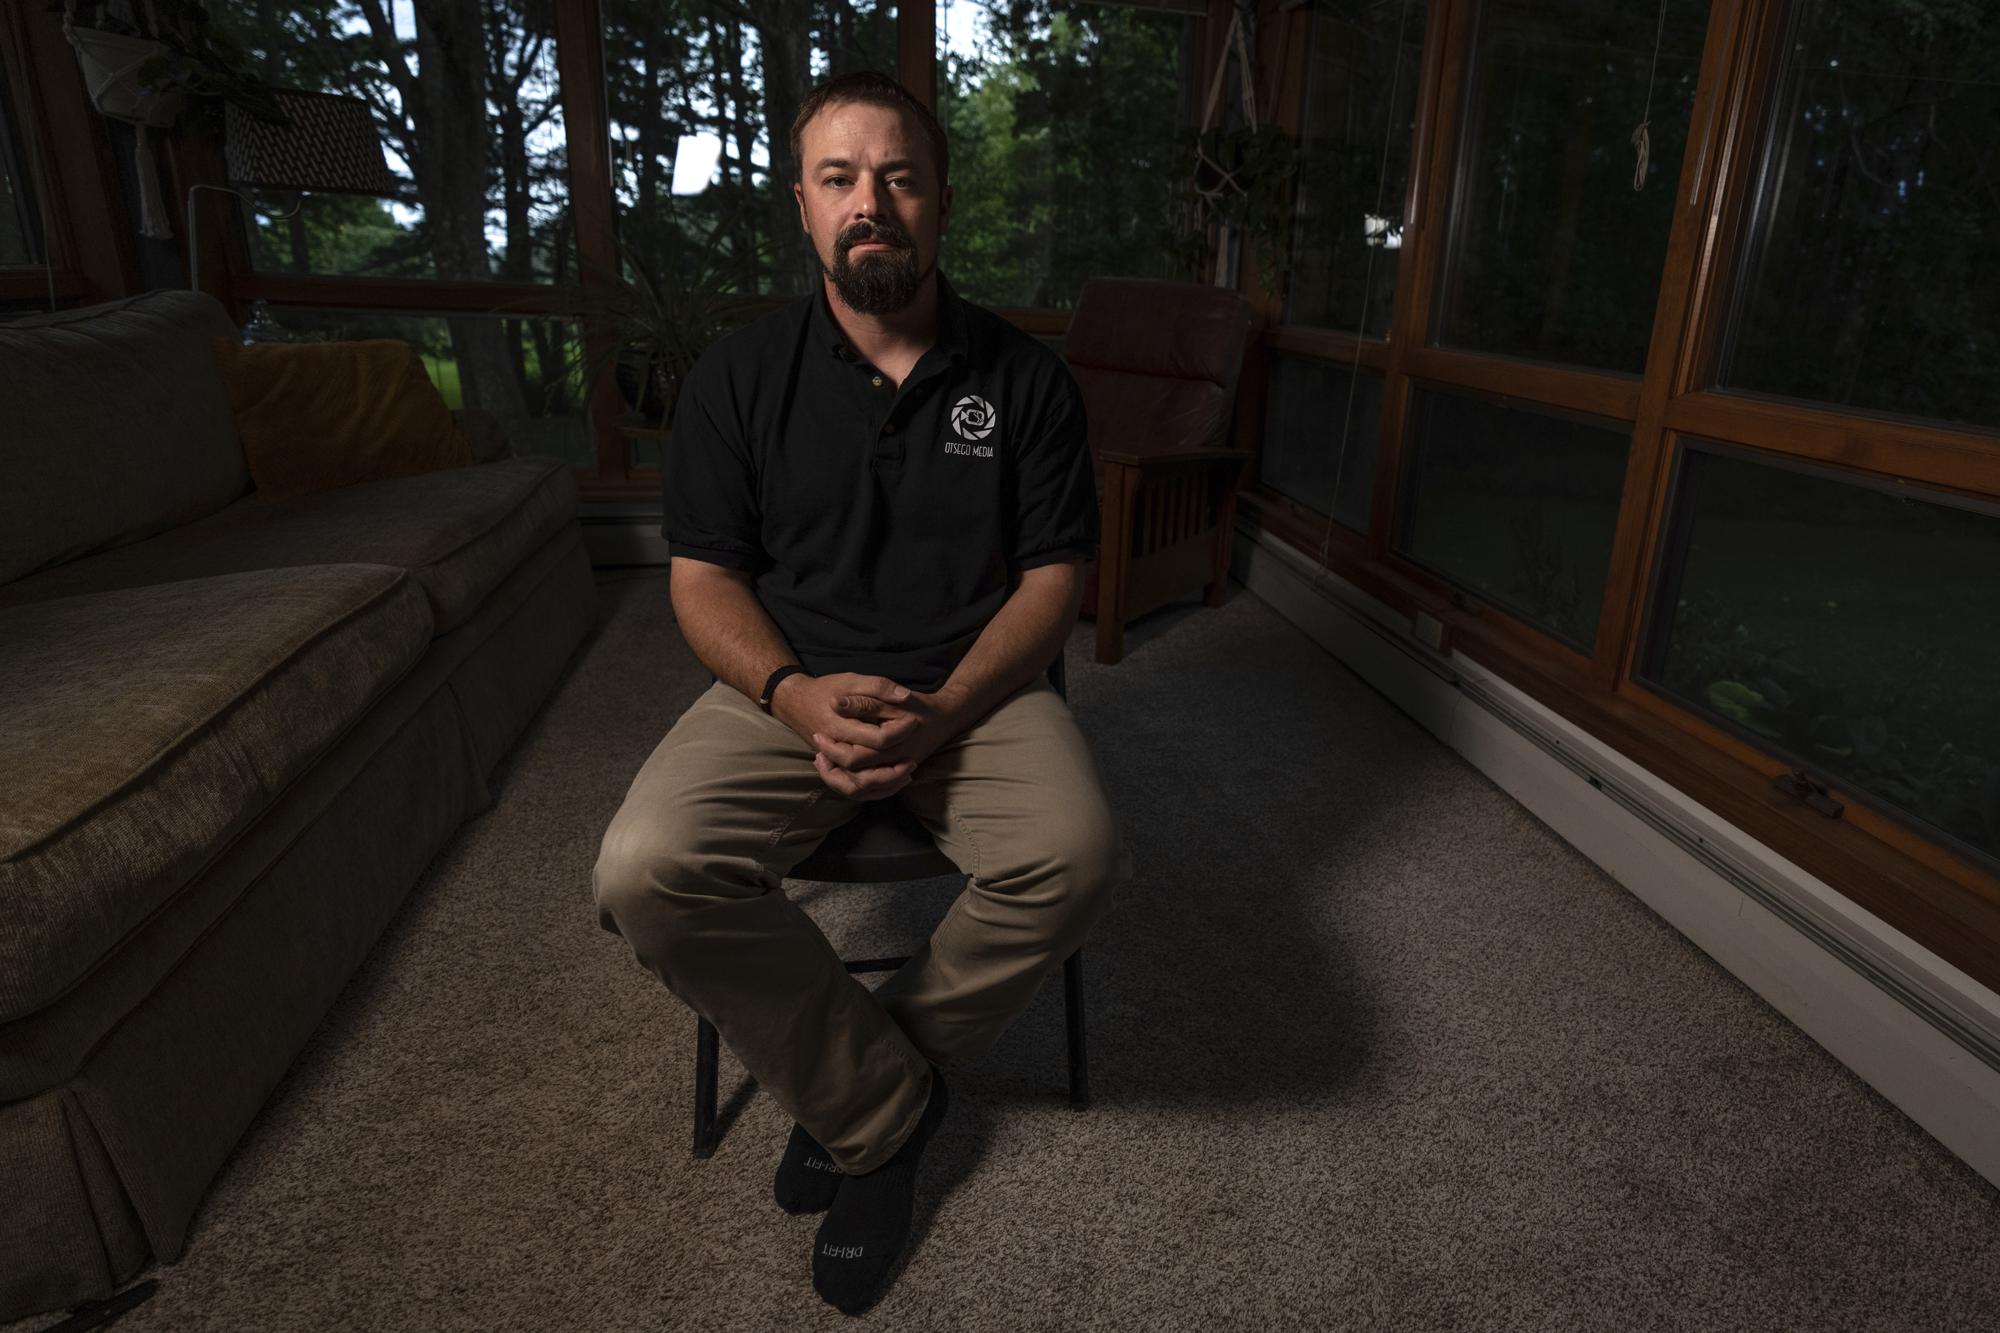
left=692, top=656, right=1090, bottom=1159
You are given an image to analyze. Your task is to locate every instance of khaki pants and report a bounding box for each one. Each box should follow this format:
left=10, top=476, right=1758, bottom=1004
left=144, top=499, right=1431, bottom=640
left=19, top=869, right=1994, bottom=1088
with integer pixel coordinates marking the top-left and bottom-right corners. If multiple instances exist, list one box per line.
left=593, top=677, right=1132, bottom=1174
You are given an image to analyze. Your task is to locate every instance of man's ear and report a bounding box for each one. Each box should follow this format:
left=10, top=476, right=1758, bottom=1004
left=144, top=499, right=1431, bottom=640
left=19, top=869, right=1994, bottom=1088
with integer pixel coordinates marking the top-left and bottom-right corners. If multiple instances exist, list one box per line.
left=938, top=182, right=953, bottom=237
left=793, top=179, right=809, bottom=234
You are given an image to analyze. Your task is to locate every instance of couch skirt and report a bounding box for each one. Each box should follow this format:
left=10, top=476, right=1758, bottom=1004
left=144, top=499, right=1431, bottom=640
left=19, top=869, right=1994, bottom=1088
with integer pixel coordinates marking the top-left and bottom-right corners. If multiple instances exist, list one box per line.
left=0, top=526, right=595, bottom=1320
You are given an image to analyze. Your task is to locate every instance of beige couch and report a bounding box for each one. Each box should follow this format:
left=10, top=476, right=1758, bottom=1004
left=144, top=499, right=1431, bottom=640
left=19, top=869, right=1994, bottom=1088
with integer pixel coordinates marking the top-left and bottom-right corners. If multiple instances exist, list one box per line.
left=0, top=291, right=596, bottom=1319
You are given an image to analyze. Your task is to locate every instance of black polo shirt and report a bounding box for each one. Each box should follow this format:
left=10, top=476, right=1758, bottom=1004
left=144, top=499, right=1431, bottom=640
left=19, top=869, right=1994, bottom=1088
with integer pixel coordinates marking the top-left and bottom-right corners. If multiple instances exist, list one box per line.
left=662, top=271, right=1098, bottom=692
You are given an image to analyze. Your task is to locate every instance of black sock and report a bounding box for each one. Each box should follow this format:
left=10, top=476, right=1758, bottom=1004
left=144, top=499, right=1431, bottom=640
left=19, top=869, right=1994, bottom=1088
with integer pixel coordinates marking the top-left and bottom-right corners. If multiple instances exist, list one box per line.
left=811, top=1069, right=950, bottom=1316
left=773, top=1121, right=845, bottom=1215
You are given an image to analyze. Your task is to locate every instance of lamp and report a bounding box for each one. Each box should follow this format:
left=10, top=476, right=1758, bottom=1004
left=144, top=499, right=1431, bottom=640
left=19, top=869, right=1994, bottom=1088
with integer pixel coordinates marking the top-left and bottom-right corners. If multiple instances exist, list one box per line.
left=187, top=88, right=396, bottom=298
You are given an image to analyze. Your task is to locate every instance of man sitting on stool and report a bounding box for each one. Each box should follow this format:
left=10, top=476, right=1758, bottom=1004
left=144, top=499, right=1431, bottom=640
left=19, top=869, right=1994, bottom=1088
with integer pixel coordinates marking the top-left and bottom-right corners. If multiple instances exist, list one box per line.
left=592, top=70, right=1134, bottom=1316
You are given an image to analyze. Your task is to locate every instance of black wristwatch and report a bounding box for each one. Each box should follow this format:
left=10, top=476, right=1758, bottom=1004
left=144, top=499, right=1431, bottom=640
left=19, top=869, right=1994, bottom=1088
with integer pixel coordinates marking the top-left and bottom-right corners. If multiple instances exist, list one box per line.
left=758, top=664, right=807, bottom=714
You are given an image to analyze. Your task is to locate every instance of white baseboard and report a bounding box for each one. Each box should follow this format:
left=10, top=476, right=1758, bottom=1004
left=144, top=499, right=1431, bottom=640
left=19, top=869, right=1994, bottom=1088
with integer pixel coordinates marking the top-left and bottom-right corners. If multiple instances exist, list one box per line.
left=1232, top=524, right=2000, bottom=1190
left=579, top=505, right=671, bottom=568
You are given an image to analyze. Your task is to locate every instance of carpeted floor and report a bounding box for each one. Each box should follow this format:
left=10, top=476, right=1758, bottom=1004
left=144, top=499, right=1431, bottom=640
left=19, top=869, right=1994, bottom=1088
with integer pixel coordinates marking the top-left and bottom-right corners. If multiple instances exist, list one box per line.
left=25, top=573, right=2000, bottom=1331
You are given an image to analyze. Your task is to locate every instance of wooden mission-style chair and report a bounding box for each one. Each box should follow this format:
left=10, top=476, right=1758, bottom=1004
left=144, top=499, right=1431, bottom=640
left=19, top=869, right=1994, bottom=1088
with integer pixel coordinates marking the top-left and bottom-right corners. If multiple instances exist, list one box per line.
left=1063, top=277, right=1254, bottom=664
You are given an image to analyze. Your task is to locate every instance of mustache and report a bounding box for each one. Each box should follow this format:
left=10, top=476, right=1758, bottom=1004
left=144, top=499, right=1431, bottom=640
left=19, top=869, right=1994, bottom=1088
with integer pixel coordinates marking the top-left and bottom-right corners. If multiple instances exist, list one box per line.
left=837, top=221, right=913, bottom=253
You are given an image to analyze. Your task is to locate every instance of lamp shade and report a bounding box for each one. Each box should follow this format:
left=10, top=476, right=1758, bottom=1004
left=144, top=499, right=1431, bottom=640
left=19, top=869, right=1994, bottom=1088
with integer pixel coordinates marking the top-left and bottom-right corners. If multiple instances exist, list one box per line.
left=223, top=90, right=396, bottom=194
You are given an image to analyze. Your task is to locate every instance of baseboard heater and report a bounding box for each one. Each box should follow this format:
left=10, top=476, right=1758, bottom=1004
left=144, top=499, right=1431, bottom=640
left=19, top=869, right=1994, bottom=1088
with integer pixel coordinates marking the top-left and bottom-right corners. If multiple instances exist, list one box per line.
left=578, top=504, right=672, bottom=568
left=1231, top=523, right=2000, bottom=1191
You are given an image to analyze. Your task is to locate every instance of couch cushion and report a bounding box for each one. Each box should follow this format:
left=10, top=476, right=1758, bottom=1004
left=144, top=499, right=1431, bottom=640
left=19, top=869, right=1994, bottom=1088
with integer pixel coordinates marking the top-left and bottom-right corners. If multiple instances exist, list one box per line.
left=0, top=291, right=250, bottom=586
left=0, top=458, right=575, bottom=634
left=0, top=566, right=433, bottom=1022
left=214, top=338, right=473, bottom=501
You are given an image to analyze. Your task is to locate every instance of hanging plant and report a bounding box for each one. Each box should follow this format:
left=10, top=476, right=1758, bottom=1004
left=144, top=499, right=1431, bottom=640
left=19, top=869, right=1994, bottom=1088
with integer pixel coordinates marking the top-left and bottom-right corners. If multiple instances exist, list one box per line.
left=1169, top=1, right=1304, bottom=295
left=1174, top=122, right=1304, bottom=296
left=63, top=0, right=290, bottom=131
left=62, top=0, right=292, bottom=239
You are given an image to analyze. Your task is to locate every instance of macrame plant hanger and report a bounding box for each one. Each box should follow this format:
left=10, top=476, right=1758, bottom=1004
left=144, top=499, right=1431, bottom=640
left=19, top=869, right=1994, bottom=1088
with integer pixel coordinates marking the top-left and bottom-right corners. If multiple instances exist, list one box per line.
left=1189, top=0, right=1262, bottom=287
left=1632, top=0, right=1672, bottom=191
left=63, top=0, right=183, bottom=239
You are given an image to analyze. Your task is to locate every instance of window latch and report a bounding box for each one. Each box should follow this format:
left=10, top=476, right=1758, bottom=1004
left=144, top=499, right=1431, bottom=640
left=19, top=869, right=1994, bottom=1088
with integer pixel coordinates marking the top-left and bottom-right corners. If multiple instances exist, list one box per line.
left=1771, top=769, right=1845, bottom=819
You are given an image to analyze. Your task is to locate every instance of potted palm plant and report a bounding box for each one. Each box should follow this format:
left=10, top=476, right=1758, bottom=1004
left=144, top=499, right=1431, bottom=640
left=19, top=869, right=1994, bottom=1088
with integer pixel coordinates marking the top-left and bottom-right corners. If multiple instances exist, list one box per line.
left=561, top=209, right=767, bottom=427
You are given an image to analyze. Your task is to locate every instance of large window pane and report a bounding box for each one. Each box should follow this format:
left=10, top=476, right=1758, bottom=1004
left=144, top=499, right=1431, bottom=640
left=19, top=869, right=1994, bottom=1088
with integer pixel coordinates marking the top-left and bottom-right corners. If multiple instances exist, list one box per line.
left=1640, top=446, right=2000, bottom=867
left=216, top=2, right=572, bottom=285
left=1720, top=3, right=2000, bottom=432
left=1394, top=389, right=1629, bottom=650
left=213, top=3, right=578, bottom=439
left=267, top=306, right=593, bottom=465
left=602, top=0, right=896, bottom=299
left=0, top=71, right=40, bottom=267
left=1285, top=0, right=1427, bottom=339
left=1436, top=0, right=1711, bottom=372
left=1260, top=352, right=1382, bottom=534
left=939, top=0, right=1197, bottom=309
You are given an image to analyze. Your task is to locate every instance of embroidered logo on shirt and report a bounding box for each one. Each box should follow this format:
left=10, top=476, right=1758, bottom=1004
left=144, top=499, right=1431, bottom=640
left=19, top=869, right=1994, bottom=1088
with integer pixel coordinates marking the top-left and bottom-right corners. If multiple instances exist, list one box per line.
left=946, top=394, right=997, bottom=457
left=950, top=395, right=996, bottom=440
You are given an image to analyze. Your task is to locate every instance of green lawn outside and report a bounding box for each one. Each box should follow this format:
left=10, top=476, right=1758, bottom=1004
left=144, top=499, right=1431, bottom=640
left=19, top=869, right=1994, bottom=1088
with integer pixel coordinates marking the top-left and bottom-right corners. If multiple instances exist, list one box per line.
left=1656, top=514, right=2000, bottom=860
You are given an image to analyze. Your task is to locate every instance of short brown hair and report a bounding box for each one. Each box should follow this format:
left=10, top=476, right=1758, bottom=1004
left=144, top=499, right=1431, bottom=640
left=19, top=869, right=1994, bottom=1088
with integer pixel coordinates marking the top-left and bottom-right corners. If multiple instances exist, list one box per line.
left=789, top=71, right=949, bottom=187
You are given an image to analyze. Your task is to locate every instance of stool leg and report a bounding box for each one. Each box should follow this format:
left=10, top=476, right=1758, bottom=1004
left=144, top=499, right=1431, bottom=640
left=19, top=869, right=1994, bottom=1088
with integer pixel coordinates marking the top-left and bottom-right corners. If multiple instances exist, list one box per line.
left=694, top=1015, right=719, bottom=1159
left=1063, top=949, right=1090, bottom=1111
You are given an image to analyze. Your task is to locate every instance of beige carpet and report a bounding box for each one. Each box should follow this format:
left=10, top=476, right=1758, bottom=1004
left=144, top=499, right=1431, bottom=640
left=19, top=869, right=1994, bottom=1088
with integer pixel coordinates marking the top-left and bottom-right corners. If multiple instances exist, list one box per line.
left=22, top=572, right=2000, bottom=1330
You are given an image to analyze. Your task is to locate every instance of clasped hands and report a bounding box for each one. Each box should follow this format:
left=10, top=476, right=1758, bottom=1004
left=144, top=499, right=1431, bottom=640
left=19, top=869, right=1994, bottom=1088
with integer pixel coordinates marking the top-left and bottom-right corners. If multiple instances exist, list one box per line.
left=770, top=672, right=964, bottom=801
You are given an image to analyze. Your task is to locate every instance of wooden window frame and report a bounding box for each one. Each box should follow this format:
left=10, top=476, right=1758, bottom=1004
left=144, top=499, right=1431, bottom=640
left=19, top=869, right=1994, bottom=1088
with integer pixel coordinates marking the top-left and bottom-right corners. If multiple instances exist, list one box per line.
left=0, top=4, right=138, bottom=309
left=149, top=0, right=2000, bottom=979
left=179, top=0, right=1206, bottom=498
left=1238, top=0, right=2000, bottom=992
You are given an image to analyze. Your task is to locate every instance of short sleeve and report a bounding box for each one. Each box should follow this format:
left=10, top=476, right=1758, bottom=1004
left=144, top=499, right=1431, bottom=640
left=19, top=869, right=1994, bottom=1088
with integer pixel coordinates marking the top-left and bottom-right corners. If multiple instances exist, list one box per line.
left=661, top=354, right=763, bottom=570
left=1012, top=368, right=1098, bottom=570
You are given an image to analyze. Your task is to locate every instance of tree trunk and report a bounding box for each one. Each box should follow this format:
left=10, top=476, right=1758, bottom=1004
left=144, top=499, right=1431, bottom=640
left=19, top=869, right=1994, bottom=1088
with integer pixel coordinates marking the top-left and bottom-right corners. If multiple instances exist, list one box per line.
left=496, top=70, right=533, bottom=391
left=753, top=0, right=813, bottom=291
left=636, top=22, right=662, bottom=236
left=723, top=19, right=760, bottom=270
left=412, top=0, right=529, bottom=428
left=706, top=17, right=731, bottom=197
left=533, top=212, right=568, bottom=413
left=286, top=212, right=311, bottom=272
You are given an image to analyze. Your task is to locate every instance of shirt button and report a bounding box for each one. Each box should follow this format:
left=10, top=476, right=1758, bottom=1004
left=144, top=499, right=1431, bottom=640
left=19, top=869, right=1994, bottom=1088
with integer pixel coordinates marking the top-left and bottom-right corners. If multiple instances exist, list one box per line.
left=871, top=375, right=884, bottom=387
left=882, top=423, right=897, bottom=435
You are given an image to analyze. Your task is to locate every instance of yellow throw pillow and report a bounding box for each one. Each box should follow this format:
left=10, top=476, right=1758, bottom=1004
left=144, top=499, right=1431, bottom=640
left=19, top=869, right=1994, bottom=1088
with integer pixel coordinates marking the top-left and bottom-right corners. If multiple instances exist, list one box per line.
left=214, top=338, right=474, bottom=501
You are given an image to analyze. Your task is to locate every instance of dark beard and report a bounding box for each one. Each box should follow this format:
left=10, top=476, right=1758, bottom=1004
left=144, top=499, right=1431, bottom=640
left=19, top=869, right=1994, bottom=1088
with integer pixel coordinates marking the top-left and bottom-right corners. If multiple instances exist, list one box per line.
left=825, top=220, right=927, bottom=315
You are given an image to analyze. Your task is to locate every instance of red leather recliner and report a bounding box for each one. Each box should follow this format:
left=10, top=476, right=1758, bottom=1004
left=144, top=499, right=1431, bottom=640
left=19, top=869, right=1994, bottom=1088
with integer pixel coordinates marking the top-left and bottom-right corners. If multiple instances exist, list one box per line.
left=1063, top=277, right=1255, bottom=663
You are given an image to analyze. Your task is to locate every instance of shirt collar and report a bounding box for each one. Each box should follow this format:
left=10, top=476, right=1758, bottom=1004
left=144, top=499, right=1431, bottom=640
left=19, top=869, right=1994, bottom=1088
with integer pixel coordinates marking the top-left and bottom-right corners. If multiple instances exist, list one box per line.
left=811, top=269, right=970, bottom=367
